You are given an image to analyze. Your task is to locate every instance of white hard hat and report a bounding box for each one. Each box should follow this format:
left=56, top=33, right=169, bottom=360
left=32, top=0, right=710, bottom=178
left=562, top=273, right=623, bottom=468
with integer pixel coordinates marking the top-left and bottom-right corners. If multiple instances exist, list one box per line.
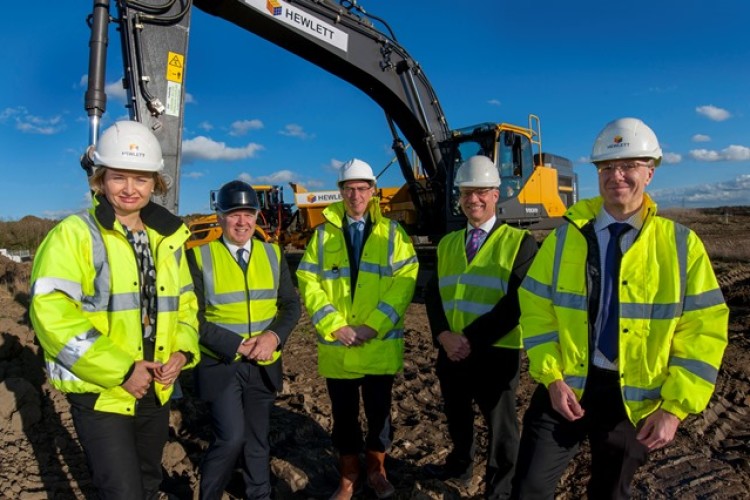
left=338, top=158, right=376, bottom=186
left=454, top=155, right=501, bottom=188
left=590, top=117, right=662, bottom=167
left=92, top=121, right=164, bottom=172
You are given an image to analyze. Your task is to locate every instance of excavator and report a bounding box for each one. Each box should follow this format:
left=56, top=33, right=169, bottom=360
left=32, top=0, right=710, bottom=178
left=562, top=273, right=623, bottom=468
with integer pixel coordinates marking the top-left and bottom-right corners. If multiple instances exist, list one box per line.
left=81, top=0, right=577, bottom=246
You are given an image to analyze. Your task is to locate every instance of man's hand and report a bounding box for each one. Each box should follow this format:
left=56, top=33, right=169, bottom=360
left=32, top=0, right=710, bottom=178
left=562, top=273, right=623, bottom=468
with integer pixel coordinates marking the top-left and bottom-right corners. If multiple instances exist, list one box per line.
left=240, top=331, right=279, bottom=362
left=153, top=352, right=188, bottom=388
left=354, top=325, right=378, bottom=344
left=333, top=326, right=361, bottom=346
left=122, top=360, right=162, bottom=399
left=548, top=379, right=585, bottom=421
left=437, top=331, right=471, bottom=361
left=636, top=409, right=680, bottom=451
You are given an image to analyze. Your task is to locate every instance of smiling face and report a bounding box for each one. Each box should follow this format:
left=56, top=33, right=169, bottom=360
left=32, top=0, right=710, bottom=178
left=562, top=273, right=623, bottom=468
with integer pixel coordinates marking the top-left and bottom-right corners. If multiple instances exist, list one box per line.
left=101, top=168, right=155, bottom=218
left=458, top=187, right=499, bottom=227
left=340, top=180, right=374, bottom=219
left=219, top=209, right=258, bottom=246
left=596, top=158, right=654, bottom=218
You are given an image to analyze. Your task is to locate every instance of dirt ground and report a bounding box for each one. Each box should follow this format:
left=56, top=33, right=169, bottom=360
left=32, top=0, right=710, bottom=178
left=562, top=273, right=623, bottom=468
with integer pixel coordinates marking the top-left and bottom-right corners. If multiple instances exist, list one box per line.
left=1, top=209, right=749, bottom=499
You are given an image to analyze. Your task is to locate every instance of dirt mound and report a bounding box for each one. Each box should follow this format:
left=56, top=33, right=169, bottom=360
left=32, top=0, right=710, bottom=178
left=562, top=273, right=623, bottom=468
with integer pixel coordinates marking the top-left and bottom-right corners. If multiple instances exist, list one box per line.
left=2, top=209, right=750, bottom=498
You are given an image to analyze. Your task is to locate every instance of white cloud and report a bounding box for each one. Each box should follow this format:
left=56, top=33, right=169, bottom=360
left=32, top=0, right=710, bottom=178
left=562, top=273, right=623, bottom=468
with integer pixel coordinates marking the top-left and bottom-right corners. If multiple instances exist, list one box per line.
left=696, top=105, right=731, bottom=122
left=279, top=123, right=312, bottom=139
left=0, top=106, right=65, bottom=134
left=488, top=99, right=501, bottom=106
left=692, top=134, right=711, bottom=143
left=182, top=136, right=264, bottom=163
left=105, top=80, right=127, bottom=103
left=229, top=119, right=264, bottom=136
left=198, top=121, right=213, bottom=131
left=183, top=171, right=205, bottom=179
left=662, top=152, right=682, bottom=164
left=184, top=93, right=195, bottom=104
left=327, top=159, right=345, bottom=173
left=239, top=169, right=298, bottom=184
left=722, top=145, right=750, bottom=161
left=650, top=174, right=750, bottom=208
left=689, top=145, right=750, bottom=162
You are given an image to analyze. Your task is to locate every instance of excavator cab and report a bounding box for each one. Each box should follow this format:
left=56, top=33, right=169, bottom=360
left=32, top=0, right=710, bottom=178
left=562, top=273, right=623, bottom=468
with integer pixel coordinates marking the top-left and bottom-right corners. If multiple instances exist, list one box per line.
left=441, top=115, right=575, bottom=228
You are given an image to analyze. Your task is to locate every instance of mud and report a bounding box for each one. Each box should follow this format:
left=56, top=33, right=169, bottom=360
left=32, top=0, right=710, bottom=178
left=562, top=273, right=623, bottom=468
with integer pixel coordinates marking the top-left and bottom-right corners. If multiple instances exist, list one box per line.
left=1, top=209, right=748, bottom=499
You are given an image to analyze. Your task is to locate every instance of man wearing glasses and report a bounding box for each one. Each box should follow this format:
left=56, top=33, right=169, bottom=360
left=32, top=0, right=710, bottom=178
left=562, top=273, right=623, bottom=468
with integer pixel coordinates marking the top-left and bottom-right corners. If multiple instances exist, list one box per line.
left=297, top=159, right=418, bottom=499
left=512, top=118, right=728, bottom=498
left=424, top=155, right=538, bottom=498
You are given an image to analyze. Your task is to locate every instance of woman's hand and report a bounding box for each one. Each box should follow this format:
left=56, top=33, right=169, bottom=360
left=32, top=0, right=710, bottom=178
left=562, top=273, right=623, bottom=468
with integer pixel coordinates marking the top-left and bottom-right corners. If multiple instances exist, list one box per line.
left=153, top=352, right=188, bottom=388
left=122, top=360, right=162, bottom=398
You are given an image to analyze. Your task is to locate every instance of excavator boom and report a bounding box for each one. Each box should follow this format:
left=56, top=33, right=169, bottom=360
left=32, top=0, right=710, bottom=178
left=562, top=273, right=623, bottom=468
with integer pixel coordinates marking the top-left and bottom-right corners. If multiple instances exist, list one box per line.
left=83, top=0, right=576, bottom=240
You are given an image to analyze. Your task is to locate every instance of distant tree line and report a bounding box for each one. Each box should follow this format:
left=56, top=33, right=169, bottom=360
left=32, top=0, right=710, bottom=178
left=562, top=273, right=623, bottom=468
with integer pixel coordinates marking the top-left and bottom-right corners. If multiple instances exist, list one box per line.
left=0, top=217, right=60, bottom=252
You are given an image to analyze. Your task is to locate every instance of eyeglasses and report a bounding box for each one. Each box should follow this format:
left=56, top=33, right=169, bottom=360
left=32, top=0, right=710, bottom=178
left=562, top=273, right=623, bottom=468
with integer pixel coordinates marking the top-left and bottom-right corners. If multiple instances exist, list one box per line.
left=342, top=186, right=372, bottom=195
left=459, top=188, right=496, bottom=199
left=596, top=160, right=652, bottom=174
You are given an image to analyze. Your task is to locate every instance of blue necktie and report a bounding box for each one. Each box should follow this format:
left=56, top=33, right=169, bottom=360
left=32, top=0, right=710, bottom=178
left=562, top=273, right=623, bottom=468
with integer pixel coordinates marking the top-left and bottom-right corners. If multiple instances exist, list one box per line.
left=598, top=223, right=631, bottom=362
left=349, top=220, right=364, bottom=267
left=236, top=248, right=248, bottom=274
left=466, top=228, right=484, bottom=263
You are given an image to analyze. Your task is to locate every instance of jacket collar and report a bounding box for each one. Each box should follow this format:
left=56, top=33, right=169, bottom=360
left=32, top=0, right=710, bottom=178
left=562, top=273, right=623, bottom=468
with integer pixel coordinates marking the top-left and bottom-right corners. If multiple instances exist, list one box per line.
left=93, top=193, right=184, bottom=236
left=564, top=193, right=657, bottom=230
left=322, top=197, right=383, bottom=228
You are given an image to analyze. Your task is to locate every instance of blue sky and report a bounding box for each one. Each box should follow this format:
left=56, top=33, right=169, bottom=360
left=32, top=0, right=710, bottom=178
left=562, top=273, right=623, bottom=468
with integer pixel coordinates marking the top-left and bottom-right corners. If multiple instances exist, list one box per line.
left=1, top=1, right=749, bottom=220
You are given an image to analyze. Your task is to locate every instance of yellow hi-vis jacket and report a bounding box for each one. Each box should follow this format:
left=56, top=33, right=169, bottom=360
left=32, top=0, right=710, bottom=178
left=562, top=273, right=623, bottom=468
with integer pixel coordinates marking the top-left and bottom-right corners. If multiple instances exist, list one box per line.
left=190, top=238, right=282, bottom=365
left=520, top=194, right=729, bottom=424
left=30, top=197, right=200, bottom=416
left=296, top=199, right=418, bottom=378
left=437, top=224, right=528, bottom=349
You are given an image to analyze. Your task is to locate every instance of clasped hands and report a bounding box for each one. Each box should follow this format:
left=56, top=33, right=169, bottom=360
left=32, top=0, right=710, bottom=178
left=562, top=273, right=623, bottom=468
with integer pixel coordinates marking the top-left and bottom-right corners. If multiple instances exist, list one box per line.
left=237, top=331, right=279, bottom=362
left=122, top=351, right=188, bottom=399
left=333, top=325, right=377, bottom=347
left=437, top=330, right=471, bottom=361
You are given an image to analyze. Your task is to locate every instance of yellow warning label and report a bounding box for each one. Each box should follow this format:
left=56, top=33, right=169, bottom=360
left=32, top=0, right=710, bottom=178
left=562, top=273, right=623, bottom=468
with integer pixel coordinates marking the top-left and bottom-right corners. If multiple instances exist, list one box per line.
left=166, top=52, right=184, bottom=83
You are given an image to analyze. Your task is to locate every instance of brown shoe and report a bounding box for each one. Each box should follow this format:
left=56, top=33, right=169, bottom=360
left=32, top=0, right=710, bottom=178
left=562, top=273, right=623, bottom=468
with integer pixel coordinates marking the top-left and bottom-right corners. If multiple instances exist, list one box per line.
left=365, top=451, right=395, bottom=499
left=330, top=454, right=360, bottom=500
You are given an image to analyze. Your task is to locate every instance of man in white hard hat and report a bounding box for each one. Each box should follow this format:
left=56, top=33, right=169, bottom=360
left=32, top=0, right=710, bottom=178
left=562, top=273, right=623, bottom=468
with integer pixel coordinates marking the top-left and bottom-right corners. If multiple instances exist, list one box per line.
left=297, top=158, right=418, bottom=499
left=512, top=118, right=729, bottom=498
left=424, top=155, right=538, bottom=498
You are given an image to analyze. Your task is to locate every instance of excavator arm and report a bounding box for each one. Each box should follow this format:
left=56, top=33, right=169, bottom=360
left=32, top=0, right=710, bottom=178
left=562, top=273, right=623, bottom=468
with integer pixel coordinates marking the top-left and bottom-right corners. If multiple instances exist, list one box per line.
left=83, top=0, right=577, bottom=238
left=84, top=0, right=451, bottom=234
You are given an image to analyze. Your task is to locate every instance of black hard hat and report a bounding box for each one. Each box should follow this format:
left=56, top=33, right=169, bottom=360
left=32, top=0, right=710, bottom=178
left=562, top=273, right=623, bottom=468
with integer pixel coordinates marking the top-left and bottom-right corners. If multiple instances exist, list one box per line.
left=214, top=180, right=260, bottom=213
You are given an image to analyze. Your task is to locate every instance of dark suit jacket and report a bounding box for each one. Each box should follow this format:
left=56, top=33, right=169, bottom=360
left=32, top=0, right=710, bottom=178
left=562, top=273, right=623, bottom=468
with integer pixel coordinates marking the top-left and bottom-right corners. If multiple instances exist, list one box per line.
left=424, top=219, right=538, bottom=349
left=187, top=240, right=301, bottom=391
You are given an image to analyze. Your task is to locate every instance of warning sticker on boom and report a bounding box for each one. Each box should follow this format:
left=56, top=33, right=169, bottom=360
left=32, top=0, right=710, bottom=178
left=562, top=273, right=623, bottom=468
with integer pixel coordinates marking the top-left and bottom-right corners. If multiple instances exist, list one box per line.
left=166, top=52, right=184, bottom=83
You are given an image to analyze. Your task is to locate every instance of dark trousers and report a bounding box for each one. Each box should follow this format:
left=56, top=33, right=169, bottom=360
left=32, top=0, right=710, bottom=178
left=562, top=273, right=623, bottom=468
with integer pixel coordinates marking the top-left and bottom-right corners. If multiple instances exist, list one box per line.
left=512, top=367, right=649, bottom=500
left=436, top=347, right=521, bottom=499
left=70, top=389, right=170, bottom=500
left=198, top=360, right=276, bottom=500
left=326, top=375, right=395, bottom=454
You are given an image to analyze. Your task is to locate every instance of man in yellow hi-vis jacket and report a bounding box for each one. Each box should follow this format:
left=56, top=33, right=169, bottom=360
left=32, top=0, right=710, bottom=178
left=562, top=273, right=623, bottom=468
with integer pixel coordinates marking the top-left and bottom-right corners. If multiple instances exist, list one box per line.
left=188, top=180, right=300, bottom=499
left=297, top=158, right=418, bottom=500
left=512, top=118, right=729, bottom=499
left=424, top=155, right=538, bottom=498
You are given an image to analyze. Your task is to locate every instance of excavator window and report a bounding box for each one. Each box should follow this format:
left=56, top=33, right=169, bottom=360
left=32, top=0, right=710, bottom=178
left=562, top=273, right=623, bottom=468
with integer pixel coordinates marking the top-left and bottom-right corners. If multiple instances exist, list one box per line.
left=498, top=131, right=533, bottom=201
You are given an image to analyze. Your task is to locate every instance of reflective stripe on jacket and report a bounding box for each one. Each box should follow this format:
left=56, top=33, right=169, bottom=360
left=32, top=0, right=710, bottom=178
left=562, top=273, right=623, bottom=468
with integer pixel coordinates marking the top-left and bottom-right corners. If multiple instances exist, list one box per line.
left=296, top=199, right=418, bottom=378
left=520, top=194, right=729, bottom=424
left=30, top=201, right=200, bottom=416
left=191, top=238, right=281, bottom=365
left=437, top=224, right=527, bottom=349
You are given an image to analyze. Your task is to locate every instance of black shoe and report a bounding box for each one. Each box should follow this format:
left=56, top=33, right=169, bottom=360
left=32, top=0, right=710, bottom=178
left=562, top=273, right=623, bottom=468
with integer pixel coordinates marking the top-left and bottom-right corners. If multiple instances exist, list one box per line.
left=424, top=461, right=473, bottom=485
